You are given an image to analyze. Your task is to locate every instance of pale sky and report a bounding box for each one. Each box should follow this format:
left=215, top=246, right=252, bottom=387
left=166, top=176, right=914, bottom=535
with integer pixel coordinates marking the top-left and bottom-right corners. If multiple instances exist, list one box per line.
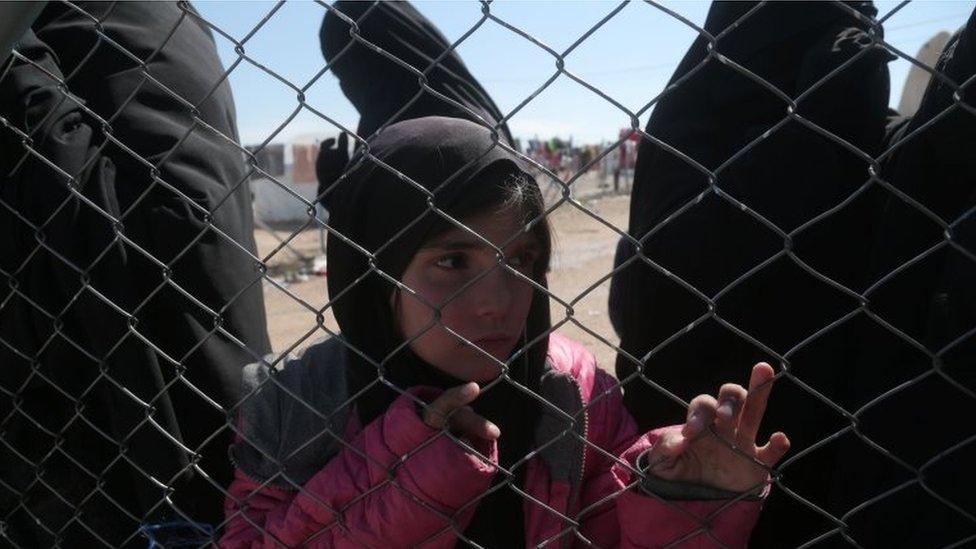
left=192, top=0, right=973, bottom=146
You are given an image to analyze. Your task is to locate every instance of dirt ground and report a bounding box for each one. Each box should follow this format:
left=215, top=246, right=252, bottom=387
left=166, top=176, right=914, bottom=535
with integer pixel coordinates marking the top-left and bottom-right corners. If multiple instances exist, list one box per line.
left=255, top=173, right=630, bottom=372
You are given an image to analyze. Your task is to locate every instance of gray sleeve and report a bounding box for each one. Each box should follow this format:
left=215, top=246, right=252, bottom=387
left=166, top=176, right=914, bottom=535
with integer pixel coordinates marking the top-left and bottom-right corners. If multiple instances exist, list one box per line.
left=634, top=448, right=763, bottom=501
left=229, top=354, right=290, bottom=486
left=229, top=339, right=350, bottom=489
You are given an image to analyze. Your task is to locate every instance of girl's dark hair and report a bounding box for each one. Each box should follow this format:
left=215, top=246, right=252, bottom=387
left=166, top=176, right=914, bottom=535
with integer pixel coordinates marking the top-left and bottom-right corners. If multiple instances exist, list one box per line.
left=421, top=167, right=551, bottom=281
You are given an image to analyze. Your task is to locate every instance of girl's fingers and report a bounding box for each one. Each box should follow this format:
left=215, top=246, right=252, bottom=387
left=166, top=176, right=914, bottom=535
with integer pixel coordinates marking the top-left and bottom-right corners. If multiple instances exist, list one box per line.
left=683, top=394, right=718, bottom=439
left=645, top=429, right=688, bottom=476
left=736, top=363, right=776, bottom=447
left=757, top=432, right=791, bottom=466
left=715, top=383, right=747, bottom=440
left=646, top=395, right=718, bottom=475
left=423, top=383, right=500, bottom=441
left=424, top=382, right=480, bottom=429
left=449, top=406, right=501, bottom=441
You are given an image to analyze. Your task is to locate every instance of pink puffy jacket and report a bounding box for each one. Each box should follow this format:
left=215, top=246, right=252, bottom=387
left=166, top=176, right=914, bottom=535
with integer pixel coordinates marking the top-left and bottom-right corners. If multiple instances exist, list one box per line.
left=220, top=334, right=764, bottom=548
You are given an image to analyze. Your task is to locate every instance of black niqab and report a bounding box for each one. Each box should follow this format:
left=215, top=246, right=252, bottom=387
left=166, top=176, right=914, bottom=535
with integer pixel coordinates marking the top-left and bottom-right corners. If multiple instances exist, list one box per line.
left=320, top=0, right=513, bottom=145
left=323, top=116, right=549, bottom=547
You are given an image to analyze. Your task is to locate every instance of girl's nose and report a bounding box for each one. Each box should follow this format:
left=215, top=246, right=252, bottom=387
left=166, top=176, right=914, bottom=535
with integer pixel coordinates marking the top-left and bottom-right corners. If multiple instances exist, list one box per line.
left=472, top=264, right=512, bottom=319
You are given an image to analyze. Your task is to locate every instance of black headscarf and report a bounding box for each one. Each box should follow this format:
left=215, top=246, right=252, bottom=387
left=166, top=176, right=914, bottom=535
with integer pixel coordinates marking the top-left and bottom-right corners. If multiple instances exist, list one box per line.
left=323, top=116, right=549, bottom=547
left=320, top=0, right=513, bottom=145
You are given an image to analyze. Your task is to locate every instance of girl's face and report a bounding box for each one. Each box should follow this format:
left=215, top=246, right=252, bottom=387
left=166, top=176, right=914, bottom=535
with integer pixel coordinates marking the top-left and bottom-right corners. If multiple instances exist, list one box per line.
left=396, top=205, right=542, bottom=382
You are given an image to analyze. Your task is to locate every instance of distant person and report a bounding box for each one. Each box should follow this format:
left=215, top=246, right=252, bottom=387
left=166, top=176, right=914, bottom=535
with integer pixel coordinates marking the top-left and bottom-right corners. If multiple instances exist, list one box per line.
left=0, top=2, right=270, bottom=546
left=315, top=0, right=513, bottom=207
left=221, top=116, right=790, bottom=548
left=608, top=1, right=892, bottom=546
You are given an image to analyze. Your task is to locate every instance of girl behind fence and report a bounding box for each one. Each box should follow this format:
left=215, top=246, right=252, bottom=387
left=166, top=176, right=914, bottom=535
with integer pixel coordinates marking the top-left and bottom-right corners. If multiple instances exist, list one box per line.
left=219, top=116, right=790, bottom=548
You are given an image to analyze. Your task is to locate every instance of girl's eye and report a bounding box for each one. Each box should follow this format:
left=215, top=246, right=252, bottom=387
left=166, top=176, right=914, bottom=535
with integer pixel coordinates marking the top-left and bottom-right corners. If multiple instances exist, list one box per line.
left=508, top=250, right=538, bottom=270
left=434, top=253, right=466, bottom=270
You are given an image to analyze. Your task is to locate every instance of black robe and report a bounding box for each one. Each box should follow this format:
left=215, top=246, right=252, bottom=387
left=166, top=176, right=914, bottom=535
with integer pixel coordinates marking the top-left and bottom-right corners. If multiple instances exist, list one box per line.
left=0, top=3, right=270, bottom=546
left=609, top=2, right=894, bottom=546
left=320, top=0, right=513, bottom=145
left=827, top=10, right=976, bottom=547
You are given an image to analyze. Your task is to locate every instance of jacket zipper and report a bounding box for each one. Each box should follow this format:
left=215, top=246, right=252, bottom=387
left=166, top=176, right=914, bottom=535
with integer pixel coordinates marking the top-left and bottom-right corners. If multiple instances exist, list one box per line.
left=561, top=379, right=589, bottom=549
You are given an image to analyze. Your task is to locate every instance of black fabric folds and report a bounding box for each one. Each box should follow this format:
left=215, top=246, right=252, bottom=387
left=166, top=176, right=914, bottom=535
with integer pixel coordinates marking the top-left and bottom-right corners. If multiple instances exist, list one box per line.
left=324, top=116, right=549, bottom=547
left=608, top=2, right=893, bottom=545
left=827, top=9, right=976, bottom=547
left=0, top=3, right=270, bottom=546
left=320, top=0, right=513, bottom=145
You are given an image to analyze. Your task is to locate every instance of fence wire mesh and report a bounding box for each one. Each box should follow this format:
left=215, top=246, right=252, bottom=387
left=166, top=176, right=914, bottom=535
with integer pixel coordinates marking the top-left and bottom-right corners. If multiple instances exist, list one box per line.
left=0, top=0, right=974, bottom=548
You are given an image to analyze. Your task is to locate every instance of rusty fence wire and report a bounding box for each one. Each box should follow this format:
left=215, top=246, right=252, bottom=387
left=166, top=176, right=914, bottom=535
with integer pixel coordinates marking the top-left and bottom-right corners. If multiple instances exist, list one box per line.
left=1, top=1, right=974, bottom=548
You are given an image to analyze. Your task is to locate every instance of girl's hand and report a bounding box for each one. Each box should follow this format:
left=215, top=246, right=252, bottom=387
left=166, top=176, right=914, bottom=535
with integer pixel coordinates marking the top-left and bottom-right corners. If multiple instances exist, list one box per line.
left=644, top=363, right=790, bottom=494
left=422, top=382, right=501, bottom=442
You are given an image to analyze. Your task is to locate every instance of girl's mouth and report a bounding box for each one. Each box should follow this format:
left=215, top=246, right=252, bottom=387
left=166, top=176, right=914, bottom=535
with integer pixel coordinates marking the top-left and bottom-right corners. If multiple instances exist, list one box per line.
left=466, top=333, right=517, bottom=355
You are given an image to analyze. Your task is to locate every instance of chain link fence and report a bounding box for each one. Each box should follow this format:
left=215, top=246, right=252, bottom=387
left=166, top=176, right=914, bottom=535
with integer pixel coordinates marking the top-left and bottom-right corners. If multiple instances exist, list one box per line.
left=1, top=1, right=974, bottom=548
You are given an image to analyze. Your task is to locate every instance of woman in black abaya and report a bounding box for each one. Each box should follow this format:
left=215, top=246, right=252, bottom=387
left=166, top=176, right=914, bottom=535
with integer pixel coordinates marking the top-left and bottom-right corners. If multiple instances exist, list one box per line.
left=315, top=0, right=514, bottom=201
left=608, top=2, right=893, bottom=546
